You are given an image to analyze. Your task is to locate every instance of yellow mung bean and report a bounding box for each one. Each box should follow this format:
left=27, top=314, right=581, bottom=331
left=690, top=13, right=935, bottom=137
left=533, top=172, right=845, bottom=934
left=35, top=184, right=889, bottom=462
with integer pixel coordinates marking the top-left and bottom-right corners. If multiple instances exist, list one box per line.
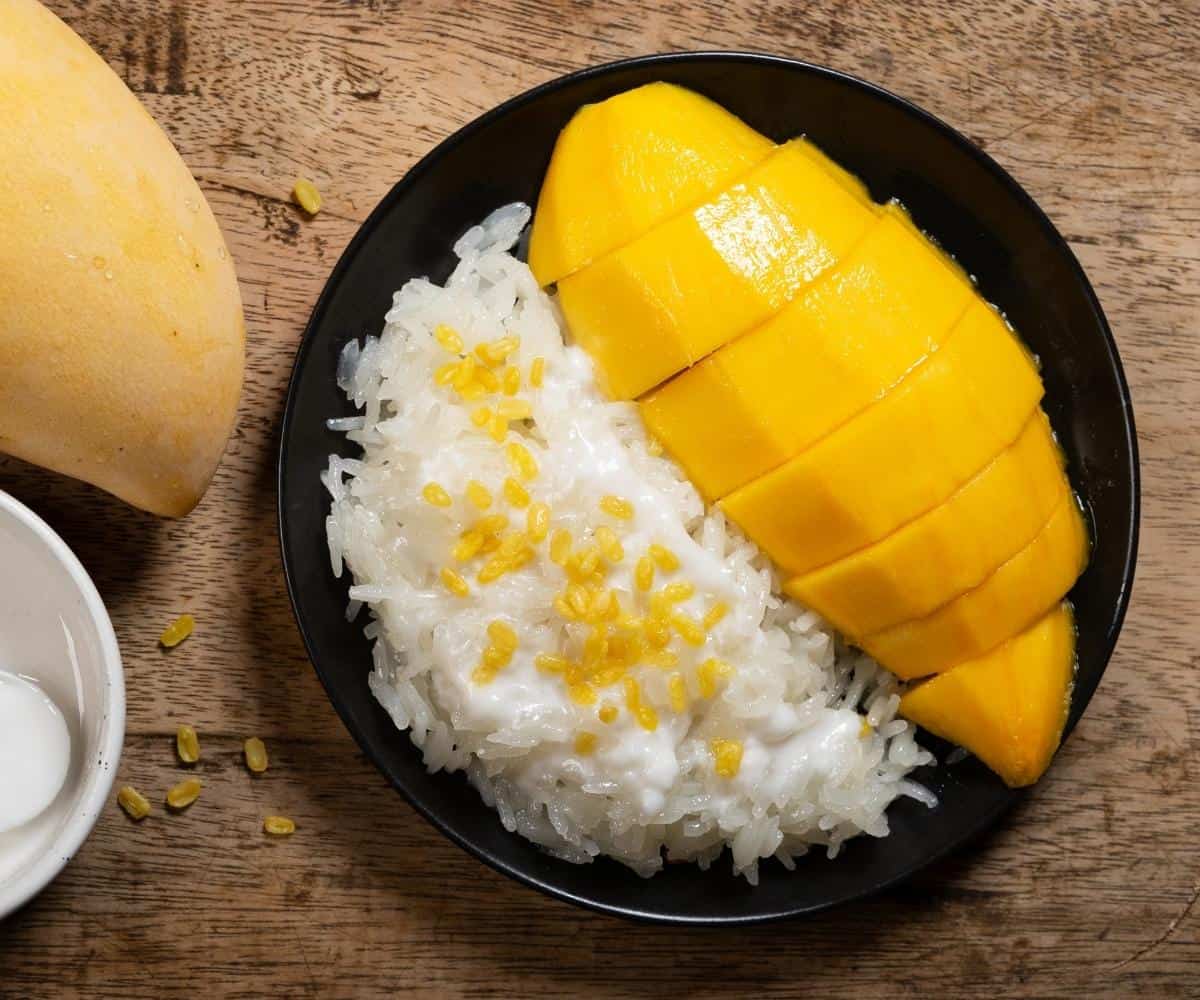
left=506, top=442, right=538, bottom=481
left=496, top=399, right=532, bottom=421
left=165, top=777, right=202, bottom=810
left=535, top=653, right=569, bottom=675
left=635, top=555, right=655, bottom=592
left=263, top=816, right=296, bottom=836
left=529, top=356, right=545, bottom=388
left=599, top=495, right=634, bottom=520
left=503, top=477, right=531, bottom=508
left=452, top=354, right=476, bottom=390
left=710, top=738, right=744, bottom=778
left=421, top=482, right=453, bottom=507
left=175, top=724, right=200, bottom=764
left=487, top=620, right=518, bottom=652
left=433, top=324, right=464, bottom=354
left=440, top=566, right=470, bottom=597
left=292, top=177, right=322, bottom=214
left=574, top=732, right=597, bottom=756
left=648, top=544, right=679, bottom=573
left=452, top=531, right=484, bottom=563
left=662, top=581, right=695, bottom=603
left=117, top=785, right=151, bottom=821
left=595, top=525, right=624, bottom=563
left=549, top=528, right=572, bottom=565
left=159, top=613, right=194, bottom=648
left=244, top=737, right=269, bottom=774
left=465, top=480, right=492, bottom=510
left=476, top=365, right=500, bottom=393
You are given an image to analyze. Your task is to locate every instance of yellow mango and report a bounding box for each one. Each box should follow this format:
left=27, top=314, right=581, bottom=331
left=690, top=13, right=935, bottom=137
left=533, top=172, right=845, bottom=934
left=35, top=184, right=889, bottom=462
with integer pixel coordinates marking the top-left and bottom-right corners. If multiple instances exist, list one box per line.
left=785, top=411, right=1067, bottom=637
left=0, top=0, right=244, bottom=516
left=863, top=492, right=1089, bottom=679
left=557, top=140, right=878, bottom=400
left=640, top=204, right=973, bottom=499
left=720, top=299, right=1043, bottom=576
left=793, top=140, right=875, bottom=204
left=898, top=603, right=1076, bottom=787
left=528, top=83, right=775, bottom=286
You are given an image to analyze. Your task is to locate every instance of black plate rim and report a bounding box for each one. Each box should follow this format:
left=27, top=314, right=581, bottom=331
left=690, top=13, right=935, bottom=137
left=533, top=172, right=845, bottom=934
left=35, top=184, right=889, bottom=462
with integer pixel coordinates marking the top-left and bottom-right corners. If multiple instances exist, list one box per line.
left=277, top=50, right=1141, bottom=926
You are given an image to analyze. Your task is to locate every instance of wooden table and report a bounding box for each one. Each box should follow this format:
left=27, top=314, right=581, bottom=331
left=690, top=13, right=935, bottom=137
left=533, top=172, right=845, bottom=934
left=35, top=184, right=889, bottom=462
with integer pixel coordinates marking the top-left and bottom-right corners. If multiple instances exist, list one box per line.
left=2, top=1, right=1197, bottom=996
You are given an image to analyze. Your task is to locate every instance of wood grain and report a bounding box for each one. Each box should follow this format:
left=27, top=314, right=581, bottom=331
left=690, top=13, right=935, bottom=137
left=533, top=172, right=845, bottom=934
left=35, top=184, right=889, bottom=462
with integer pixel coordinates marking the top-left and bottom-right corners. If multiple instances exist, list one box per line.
left=1, top=1, right=1197, bottom=996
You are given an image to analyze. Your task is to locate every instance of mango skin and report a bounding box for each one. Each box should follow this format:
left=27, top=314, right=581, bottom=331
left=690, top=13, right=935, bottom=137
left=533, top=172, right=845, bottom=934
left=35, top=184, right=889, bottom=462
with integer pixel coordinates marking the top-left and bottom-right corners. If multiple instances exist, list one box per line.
left=640, top=204, right=973, bottom=500
left=785, top=411, right=1068, bottom=638
left=0, top=0, right=245, bottom=517
left=558, top=140, right=877, bottom=400
left=528, top=82, right=775, bottom=287
left=720, top=299, right=1044, bottom=576
left=899, top=603, right=1076, bottom=787
left=863, top=491, right=1090, bottom=679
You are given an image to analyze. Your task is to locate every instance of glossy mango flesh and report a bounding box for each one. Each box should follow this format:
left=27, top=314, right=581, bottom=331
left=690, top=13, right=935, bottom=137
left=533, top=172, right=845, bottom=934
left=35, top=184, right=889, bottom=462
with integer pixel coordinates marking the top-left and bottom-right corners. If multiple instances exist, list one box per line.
left=720, top=298, right=1044, bottom=576
left=535, top=86, right=1091, bottom=786
left=899, top=603, right=1077, bottom=787
left=641, top=204, right=974, bottom=500
left=785, top=410, right=1066, bottom=637
left=863, top=492, right=1090, bottom=680
left=528, top=83, right=775, bottom=286
left=557, top=140, right=878, bottom=400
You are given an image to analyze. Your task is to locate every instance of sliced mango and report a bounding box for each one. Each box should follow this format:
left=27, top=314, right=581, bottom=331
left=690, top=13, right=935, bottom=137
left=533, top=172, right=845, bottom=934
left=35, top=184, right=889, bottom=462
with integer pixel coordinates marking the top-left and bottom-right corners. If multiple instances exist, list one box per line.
left=557, top=139, right=878, bottom=400
left=863, top=491, right=1089, bottom=679
left=640, top=204, right=973, bottom=500
left=898, top=603, right=1077, bottom=787
left=720, top=299, right=1044, bottom=576
left=784, top=411, right=1067, bottom=637
left=528, top=83, right=775, bottom=286
left=793, top=140, right=875, bottom=204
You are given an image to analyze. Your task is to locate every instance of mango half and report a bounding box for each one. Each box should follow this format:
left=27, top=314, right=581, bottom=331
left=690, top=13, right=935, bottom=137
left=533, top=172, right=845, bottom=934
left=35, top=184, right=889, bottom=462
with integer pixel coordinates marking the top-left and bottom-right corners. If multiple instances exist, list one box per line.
left=0, top=0, right=244, bottom=516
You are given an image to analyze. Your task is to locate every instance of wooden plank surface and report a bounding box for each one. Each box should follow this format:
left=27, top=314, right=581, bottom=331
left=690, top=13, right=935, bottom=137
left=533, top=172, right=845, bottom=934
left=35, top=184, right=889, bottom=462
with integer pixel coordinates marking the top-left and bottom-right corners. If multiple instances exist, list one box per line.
left=1, top=0, right=1198, bottom=996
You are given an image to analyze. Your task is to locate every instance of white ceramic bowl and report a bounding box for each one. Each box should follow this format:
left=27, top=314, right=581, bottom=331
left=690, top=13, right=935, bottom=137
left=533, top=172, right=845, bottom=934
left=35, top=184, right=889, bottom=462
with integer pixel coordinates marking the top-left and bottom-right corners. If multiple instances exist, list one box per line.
left=0, top=490, right=124, bottom=919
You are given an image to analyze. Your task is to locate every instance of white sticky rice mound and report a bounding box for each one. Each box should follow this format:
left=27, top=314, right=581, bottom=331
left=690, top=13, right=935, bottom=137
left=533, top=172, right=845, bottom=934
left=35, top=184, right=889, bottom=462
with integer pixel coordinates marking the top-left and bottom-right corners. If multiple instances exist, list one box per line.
left=324, top=204, right=935, bottom=882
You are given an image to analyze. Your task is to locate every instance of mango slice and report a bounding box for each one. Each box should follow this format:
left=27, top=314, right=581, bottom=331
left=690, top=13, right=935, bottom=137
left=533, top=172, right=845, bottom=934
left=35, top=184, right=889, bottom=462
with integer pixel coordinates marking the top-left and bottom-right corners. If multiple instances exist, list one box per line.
left=794, top=140, right=875, bottom=204
left=640, top=204, right=973, bottom=500
left=863, top=492, right=1089, bottom=679
left=557, top=140, right=878, bottom=400
left=784, top=412, right=1067, bottom=637
left=898, top=603, right=1077, bottom=787
left=528, top=83, right=775, bottom=286
left=720, top=299, right=1044, bottom=576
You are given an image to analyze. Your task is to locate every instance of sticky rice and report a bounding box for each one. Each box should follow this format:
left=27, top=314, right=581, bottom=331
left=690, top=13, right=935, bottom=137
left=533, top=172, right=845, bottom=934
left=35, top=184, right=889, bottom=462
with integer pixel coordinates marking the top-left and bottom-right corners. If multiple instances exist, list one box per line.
left=323, top=204, right=934, bottom=882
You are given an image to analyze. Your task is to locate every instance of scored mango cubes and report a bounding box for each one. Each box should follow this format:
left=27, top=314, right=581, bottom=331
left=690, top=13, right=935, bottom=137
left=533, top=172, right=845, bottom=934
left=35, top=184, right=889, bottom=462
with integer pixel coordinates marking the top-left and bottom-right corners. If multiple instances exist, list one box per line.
left=719, top=299, right=1044, bottom=576
left=641, top=204, right=974, bottom=500
left=557, top=139, right=877, bottom=400
left=528, top=82, right=775, bottom=287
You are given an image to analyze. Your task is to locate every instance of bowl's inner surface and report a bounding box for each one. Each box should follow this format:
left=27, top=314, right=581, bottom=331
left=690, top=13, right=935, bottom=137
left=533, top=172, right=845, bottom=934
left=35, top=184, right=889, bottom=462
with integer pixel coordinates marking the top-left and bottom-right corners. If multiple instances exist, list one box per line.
left=0, top=497, right=116, bottom=888
left=279, top=54, right=1137, bottom=923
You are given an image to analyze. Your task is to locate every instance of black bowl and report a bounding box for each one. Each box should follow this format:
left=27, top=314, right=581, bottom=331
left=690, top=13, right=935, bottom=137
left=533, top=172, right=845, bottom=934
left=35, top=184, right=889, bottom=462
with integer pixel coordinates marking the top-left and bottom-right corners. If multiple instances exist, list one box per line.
left=278, top=52, right=1139, bottom=924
